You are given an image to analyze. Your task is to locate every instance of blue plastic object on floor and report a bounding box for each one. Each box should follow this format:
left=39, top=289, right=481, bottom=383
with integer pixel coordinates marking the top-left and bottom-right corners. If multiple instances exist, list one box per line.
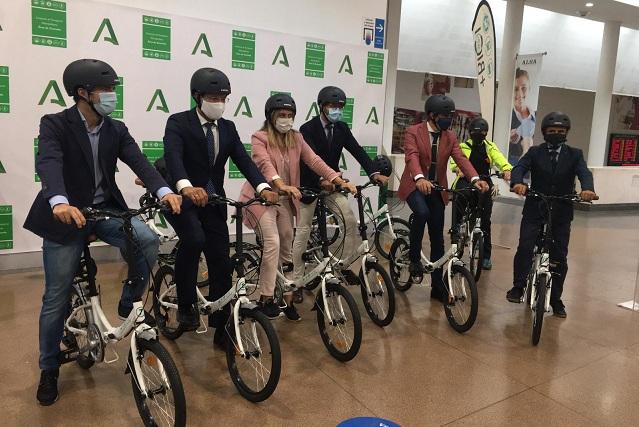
left=337, top=417, right=401, bottom=427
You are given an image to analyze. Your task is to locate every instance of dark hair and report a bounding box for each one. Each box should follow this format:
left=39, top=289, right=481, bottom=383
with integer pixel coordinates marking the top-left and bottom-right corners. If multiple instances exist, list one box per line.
left=515, top=68, right=529, bottom=79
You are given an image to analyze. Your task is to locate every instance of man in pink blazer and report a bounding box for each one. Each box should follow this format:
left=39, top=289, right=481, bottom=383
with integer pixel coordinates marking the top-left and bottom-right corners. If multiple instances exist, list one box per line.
left=397, top=95, right=489, bottom=301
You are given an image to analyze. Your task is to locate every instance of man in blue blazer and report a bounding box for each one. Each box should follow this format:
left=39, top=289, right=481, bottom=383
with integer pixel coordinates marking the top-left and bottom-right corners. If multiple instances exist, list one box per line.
left=23, top=59, right=182, bottom=406
left=163, top=68, right=278, bottom=342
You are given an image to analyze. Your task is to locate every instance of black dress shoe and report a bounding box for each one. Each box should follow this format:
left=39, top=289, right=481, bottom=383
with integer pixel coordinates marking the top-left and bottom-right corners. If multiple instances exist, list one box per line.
left=551, top=301, right=567, bottom=318
left=506, top=287, right=524, bottom=303
left=409, top=262, right=424, bottom=283
left=213, top=327, right=227, bottom=350
left=177, top=307, right=200, bottom=331
left=37, top=368, right=59, bottom=406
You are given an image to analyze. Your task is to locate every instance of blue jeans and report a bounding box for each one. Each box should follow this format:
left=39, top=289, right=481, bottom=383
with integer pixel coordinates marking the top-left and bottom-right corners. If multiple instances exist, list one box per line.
left=39, top=214, right=159, bottom=370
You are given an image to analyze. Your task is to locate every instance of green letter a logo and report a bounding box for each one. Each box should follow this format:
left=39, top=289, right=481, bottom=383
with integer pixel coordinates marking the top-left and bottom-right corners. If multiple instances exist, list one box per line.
left=191, top=33, right=212, bottom=57
left=339, top=55, right=353, bottom=75
left=233, top=96, right=252, bottom=118
left=146, top=89, right=169, bottom=113
left=305, top=102, right=320, bottom=120
left=339, top=153, right=347, bottom=170
left=366, top=107, right=379, bottom=124
left=38, top=80, right=66, bottom=107
left=92, top=18, right=119, bottom=45
left=272, top=45, right=289, bottom=67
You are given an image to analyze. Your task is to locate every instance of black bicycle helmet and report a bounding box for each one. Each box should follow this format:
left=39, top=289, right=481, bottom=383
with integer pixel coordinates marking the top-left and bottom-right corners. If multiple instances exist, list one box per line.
left=468, top=117, right=489, bottom=133
left=63, top=59, right=119, bottom=97
left=265, top=93, right=296, bottom=120
left=317, top=86, right=346, bottom=106
left=373, top=154, right=392, bottom=177
left=541, top=111, right=571, bottom=132
left=424, top=95, right=455, bottom=116
left=190, top=68, right=231, bottom=97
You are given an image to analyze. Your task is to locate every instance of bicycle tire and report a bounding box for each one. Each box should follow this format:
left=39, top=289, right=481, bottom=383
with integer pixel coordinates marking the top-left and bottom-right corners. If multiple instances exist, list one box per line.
left=469, top=232, right=484, bottom=283
left=66, top=287, right=100, bottom=369
left=531, top=274, right=547, bottom=346
left=226, top=308, right=281, bottom=402
left=315, top=281, right=362, bottom=362
left=152, top=265, right=184, bottom=340
left=374, top=217, right=410, bottom=260
left=443, top=264, right=478, bottom=333
left=389, top=238, right=413, bottom=292
left=129, top=338, right=186, bottom=427
left=359, top=262, right=396, bottom=327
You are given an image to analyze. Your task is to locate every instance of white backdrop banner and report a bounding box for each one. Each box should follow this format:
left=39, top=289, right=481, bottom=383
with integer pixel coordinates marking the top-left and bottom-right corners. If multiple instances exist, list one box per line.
left=471, top=0, right=497, bottom=140
left=0, top=0, right=388, bottom=254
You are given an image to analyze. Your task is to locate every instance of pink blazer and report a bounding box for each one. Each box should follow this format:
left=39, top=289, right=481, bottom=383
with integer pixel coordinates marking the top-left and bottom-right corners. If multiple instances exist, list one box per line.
left=239, top=130, right=340, bottom=227
left=397, top=123, right=478, bottom=204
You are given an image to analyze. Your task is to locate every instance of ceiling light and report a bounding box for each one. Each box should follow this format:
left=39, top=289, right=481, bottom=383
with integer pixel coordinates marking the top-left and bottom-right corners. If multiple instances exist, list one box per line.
left=585, top=2, right=594, bottom=6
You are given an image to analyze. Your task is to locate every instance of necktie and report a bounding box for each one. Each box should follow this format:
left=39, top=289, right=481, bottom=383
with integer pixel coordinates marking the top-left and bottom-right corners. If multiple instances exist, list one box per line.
left=326, top=123, right=334, bottom=148
left=428, top=132, right=439, bottom=182
left=204, top=122, right=217, bottom=196
left=550, top=149, right=558, bottom=172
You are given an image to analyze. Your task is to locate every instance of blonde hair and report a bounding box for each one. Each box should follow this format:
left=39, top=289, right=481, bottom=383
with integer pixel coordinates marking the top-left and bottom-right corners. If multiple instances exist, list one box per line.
left=261, top=113, right=297, bottom=150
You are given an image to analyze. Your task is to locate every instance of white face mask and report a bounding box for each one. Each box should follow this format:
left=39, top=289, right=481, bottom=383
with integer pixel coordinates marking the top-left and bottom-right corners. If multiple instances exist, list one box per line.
left=201, top=100, right=225, bottom=120
left=275, top=117, right=294, bottom=133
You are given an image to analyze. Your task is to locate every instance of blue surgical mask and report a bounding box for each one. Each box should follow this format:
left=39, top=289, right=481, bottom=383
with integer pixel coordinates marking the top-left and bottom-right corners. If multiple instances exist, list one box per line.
left=436, top=117, right=453, bottom=131
left=93, top=92, right=117, bottom=117
left=326, top=107, right=343, bottom=123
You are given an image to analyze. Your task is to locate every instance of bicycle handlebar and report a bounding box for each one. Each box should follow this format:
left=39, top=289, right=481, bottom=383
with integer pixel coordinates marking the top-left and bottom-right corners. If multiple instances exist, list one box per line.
left=206, top=193, right=276, bottom=208
left=523, top=189, right=598, bottom=203
left=82, top=200, right=167, bottom=222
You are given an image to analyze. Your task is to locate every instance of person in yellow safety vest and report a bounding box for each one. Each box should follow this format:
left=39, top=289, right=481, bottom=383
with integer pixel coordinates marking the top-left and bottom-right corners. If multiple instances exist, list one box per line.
left=449, top=117, right=512, bottom=270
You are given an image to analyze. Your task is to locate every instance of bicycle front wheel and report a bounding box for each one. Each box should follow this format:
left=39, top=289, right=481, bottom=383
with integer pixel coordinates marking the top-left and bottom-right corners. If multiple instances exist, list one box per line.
left=443, top=264, right=478, bottom=333
left=129, top=339, right=186, bottom=427
left=374, top=217, right=410, bottom=260
left=226, top=308, right=281, bottom=402
left=531, top=275, right=548, bottom=346
left=389, top=238, right=413, bottom=292
left=469, top=232, right=484, bottom=283
left=315, top=281, right=362, bottom=362
left=359, top=262, right=396, bottom=327
left=152, top=265, right=184, bottom=340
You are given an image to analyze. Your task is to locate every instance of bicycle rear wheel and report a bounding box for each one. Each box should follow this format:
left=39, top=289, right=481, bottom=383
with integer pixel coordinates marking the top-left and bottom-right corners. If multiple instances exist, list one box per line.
left=374, top=217, right=410, bottom=260
left=359, top=262, right=395, bottom=327
left=226, top=308, right=281, bottom=402
left=389, top=238, right=413, bottom=292
left=316, top=281, right=362, bottom=362
left=469, top=232, right=484, bottom=283
left=129, top=339, right=186, bottom=427
left=152, top=265, right=184, bottom=340
left=443, top=264, right=478, bottom=333
left=531, top=275, right=548, bottom=346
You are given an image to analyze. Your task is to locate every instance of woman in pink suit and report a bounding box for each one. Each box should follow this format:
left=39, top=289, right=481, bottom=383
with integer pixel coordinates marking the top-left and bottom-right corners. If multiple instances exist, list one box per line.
left=239, top=94, right=356, bottom=321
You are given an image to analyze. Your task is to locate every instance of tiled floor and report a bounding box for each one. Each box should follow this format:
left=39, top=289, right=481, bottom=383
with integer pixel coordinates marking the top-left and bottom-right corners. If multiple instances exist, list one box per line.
left=1, top=200, right=638, bottom=426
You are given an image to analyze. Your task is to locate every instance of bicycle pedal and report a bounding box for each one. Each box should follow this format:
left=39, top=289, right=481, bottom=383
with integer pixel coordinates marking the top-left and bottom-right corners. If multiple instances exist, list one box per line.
left=195, top=316, right=209, bottom=334
left=104, top=347, right=119, bottom=364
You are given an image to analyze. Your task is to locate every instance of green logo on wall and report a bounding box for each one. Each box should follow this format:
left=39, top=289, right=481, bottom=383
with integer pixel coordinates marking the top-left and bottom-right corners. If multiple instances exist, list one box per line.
left=305, top=102, right=320, bottom=120
left=366, top=107, right=379, bottom=124
left=0, top=205, right=13, bottom=250
left=339, top=55, right=353, bottom=75
left=142, top=141, right=164, bottom=163
left=38, top=80, right=66, bottom=107
left=31, top=0, right=67, bottom=48
left=34, top=138, right=40, bottom=182
left=272, top=45, right=289, bottom=67
left=305, top=42, right=325, bottom=78
left=192, top=33, right=212, bottom=57
left=232, top=30, right=256, bottom=70
left=360, top=146, right=378, bottom=176
left=0, top=161, right=5, bottom=173
left=0, top=66, right=9, bottom=113
left=112, top=76, right=124, bottom=119
left=142, top=15, right=171, bottom=60
left=146, top=89, right=169, bottom=113
left=339, top=153, right=347, bottom=170
left=343, top=98, right=354, bottom=129
left=233, top=96, right=252, bottom=118
left=93, top=18, right=118, bottom=45
left=366, top=52, right=384, bottom=85
left=229, top=144, right=252, bottom=178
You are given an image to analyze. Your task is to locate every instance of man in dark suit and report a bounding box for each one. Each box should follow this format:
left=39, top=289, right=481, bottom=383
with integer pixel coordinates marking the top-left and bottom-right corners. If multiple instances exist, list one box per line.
left=24, top=59, right=182, bottom=406
left=163, top=68, right=278, bottom=341
left=507, top=112, right=597, bottom=317
left=291, top=86, right=389, bottom=284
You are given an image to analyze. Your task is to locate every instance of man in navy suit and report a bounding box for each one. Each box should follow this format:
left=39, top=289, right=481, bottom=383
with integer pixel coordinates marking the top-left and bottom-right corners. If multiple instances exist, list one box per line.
left=506, top=112, right=597, bottom=317
left=23, top=59, right=182, bottom=406
left=163, top=68, right=278, bottom=342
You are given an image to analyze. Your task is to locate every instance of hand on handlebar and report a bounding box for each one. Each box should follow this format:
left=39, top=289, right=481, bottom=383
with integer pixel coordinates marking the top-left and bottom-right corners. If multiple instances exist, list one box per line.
left=319, top=179, right=335, bottom=192
left=502, top=171, right=511, bottom=182
left=416, top=178, right=434, bottom=195
left=260, top=189, right=280, bottom=204
left=161, top=193, right=182, bottom=214
left=181, top=186, right=208, bottom=207
left=474, top=179, right=490, bottom=193
left=338, top=180, right=357, bottom=195
left=579, top=190, right=598, bottom=202
left=512, top=183, right=528, bottom=196
left=53, top=203, right=86, bottom=228
left=277, top=185, right=301, bottom=200
left=372, top=174, right=389, bottom=186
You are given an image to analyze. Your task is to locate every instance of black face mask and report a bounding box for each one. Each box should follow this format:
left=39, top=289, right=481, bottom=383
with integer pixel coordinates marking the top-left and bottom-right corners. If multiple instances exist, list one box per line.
left=544, top=133, right=567, bottom=148
left=470, top=132, right=485, bottom=144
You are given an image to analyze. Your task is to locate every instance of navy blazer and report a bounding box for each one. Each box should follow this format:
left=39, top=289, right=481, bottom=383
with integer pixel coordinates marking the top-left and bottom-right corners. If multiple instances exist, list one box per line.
left=511, top=142, right=594, bottom=221
left=299, top=115, right=376, bottom=191
left=162, top=109, right=266, bottom=198
left=24, top=105, right=168, bottom=243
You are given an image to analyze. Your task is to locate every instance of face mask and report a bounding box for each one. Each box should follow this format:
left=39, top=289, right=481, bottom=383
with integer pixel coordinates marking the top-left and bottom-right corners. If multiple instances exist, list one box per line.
left=275, top=117, right=293, bottom=133
left=436, top=117, right=453, bottom=131
left=92, top=92, right=117, bottom=117
left=326, top=107, right=343, bottom=123
left=544, top=133, right=567, bottom=148
left=470, top=132, right=485, bottom=143
left=201, top=100, right=225, bottom=120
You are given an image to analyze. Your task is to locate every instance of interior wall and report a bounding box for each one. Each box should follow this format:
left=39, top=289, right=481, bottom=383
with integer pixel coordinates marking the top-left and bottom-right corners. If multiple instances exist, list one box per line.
left=394, top=70, right=480, bottom=112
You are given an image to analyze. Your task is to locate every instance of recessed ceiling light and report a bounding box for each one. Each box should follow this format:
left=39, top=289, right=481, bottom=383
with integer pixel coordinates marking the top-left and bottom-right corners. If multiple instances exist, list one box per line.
left=585, top=2, right=594, bottom=7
